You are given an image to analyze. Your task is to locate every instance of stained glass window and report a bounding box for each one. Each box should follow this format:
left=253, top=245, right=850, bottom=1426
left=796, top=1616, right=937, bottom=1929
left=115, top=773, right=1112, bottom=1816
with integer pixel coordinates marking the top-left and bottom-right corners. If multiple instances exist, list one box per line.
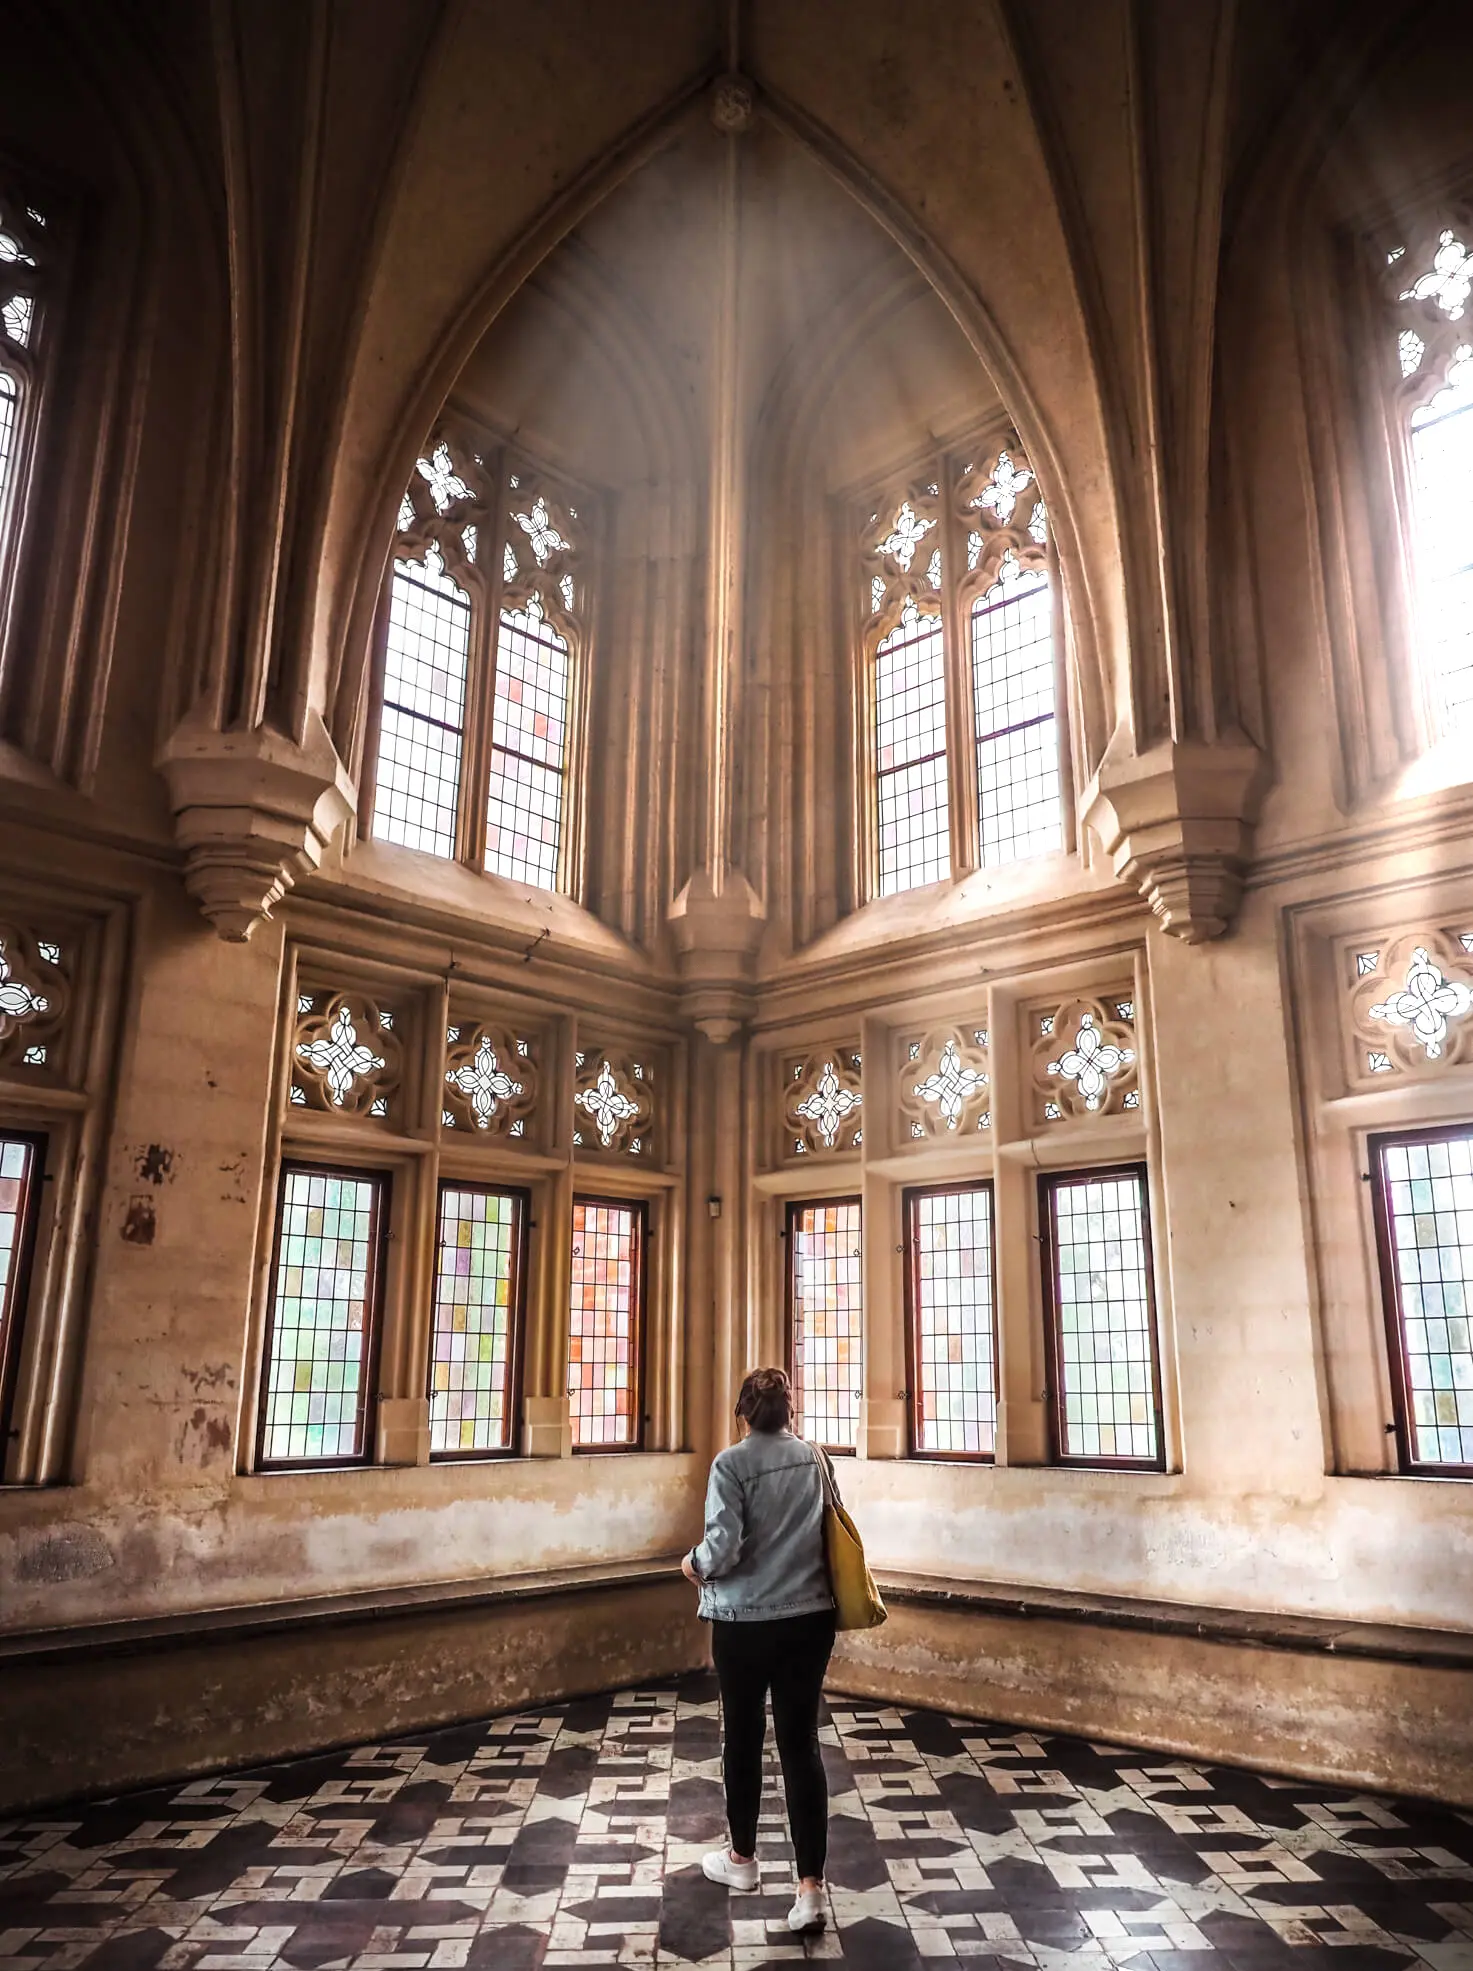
left=1408, top=352, right=1473, bottom=736
left=0, top=373, right=16, bottom=535
left=569, top=1197, right=644, bottom=1449
left=1372, top=1127, right=1473, bottom=1473
left=258, top=1167, right=385, bottom=1467
left=787, top=1197, right=863, bottom=1451
left=429, top=1184, right=525, bottom=1457
left=874, top=603, right=950, bottom=895
left=906, top=1183, right=996, bottom=1458
left=486, top=597, right=569, bottom=890
left=0, top=1132, right=40, bottom=1444
left=1041, top=1166, right=1162, bottom=1468
left=372, top=549, right=471, bottom=859
left=972, top=559, right=1062, bottom=866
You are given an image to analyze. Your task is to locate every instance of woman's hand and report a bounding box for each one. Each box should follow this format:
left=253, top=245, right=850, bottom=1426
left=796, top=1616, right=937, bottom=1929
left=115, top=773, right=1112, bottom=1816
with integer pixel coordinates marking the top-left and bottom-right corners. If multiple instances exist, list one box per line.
left=680, top=1551, right=700, bottom=1586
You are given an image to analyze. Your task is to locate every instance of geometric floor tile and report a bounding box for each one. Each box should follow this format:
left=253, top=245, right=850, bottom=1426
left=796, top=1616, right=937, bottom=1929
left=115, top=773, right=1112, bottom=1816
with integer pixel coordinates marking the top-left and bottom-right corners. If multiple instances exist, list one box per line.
left=2, top=1671, right=1470, bottom=1969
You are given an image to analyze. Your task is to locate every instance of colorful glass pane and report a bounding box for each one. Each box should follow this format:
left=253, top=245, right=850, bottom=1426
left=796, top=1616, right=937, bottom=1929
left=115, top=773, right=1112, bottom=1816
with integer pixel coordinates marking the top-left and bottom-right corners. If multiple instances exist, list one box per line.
left=909, top=1185, right=996, bottom=1456
left=568, top=1198, right=642, bottom=1448
left=0, top=1133, right=37, bottom=1434
left=260, top=1168, right=381, bottom=1465
left=789, top=1198, right=863, bottom=1450
left=429, top=1185, right=522, bottom=1455
left=486, top=600, right=569, bottom=890
left=372, top=552, right=471, bottom=859
left=1377, top=1130, right=1473, bottom=1471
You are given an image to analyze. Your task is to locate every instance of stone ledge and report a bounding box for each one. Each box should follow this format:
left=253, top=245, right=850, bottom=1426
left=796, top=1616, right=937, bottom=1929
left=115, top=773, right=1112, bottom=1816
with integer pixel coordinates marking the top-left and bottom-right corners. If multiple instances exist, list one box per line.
left=0, top=1555, right=687, bottom=1667
left=874, top=1570, right=1473, bottom=1671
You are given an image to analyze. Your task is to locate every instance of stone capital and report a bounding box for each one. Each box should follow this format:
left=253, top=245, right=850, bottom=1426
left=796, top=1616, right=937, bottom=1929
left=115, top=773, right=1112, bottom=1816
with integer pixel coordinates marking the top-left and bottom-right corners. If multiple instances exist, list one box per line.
left=1082, top=737, right=1266, bottom=942
left=157, top=709, right=356, bottom=942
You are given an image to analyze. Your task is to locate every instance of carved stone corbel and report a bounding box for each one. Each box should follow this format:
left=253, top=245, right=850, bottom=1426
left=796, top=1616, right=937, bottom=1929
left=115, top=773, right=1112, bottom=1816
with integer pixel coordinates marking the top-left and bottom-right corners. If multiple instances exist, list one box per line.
left=668, top=869, right=765, bottom=1045
left=1082, top=737, right=1265, bottom=942
left=157, top=709, right=354, bottom=942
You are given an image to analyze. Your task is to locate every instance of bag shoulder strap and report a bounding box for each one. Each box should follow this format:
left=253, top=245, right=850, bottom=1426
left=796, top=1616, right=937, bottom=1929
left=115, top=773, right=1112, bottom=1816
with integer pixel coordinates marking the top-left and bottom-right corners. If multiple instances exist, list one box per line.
left=811, top=1441, right=840, bottom=1508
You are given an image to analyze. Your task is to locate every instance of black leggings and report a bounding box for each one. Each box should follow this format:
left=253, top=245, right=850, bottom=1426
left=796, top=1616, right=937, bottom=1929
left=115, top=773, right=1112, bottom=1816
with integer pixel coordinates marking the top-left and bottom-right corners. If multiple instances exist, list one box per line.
left=710, top=1607, right=837, bottom=1881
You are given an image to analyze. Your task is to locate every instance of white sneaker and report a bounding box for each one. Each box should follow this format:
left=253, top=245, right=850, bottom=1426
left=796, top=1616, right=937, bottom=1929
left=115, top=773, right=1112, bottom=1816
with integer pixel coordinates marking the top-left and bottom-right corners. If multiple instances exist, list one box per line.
left=788, top=1884, right=826, bottom=1932
left=702, top=1849, right=759, bottom=1891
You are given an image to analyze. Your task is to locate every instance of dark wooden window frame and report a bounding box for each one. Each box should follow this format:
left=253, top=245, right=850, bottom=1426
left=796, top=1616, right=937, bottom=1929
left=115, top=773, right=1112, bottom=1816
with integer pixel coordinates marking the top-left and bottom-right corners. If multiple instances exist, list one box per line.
left=902, top=1178, right=998, bottom=1464
left=0, top=1128, right=47, bottom=1456
left=1368, top=1121, right=1473, bottom=1479
left=784, top=1193, right=863, bottom=1455
left=569, top=1192, right=648, bottom=1455
left=256, top=1161, right=390, bottom=1472
left=1038, top=1161, right=1166, bottom=1473
left=427, top=1178, right=531, bottom=1462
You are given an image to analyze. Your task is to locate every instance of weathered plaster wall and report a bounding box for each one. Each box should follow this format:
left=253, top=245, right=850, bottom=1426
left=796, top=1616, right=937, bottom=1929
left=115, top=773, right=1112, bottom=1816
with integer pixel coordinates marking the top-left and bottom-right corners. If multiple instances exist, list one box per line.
left=830, top=1601, right=1473, bottom=1808
left=0, top=1576, right=705, bottom=1814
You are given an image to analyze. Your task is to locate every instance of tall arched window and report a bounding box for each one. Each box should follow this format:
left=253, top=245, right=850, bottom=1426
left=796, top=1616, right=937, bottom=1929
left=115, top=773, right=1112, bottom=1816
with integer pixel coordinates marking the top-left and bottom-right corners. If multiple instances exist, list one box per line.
left=367, top=433, right=589, bottom=892
left=1388, top=226, right=1473, bottom=739
left=860, top=442, right=1064, bottom=898
left=0, top=181, right=52, bottom=650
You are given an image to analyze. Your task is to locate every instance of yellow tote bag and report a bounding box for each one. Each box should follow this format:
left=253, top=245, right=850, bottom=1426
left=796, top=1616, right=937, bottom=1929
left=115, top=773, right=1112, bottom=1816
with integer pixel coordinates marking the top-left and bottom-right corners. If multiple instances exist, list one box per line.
left=815, top=1446, right=887, bottom=1632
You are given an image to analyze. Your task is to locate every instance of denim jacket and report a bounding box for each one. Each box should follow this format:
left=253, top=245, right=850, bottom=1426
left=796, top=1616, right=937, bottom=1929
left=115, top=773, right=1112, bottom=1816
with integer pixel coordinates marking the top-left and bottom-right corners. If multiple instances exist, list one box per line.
left=688, top=1428, right=836, bottom=1623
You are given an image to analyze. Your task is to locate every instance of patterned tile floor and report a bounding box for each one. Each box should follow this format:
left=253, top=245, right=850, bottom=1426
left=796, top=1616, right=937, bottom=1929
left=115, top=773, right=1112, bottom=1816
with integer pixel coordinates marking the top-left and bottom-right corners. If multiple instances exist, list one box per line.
left=2, top=1671, right=1471, bottom=1970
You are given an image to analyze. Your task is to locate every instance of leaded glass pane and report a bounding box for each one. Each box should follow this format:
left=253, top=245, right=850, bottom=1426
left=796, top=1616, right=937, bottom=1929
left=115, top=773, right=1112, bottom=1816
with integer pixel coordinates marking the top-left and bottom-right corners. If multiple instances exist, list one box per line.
left=429, top=1185, right=522, bottom=1456
left=874, top=605, right=949, bottom=896
left=789, top=1198, right=863, bottom=1451
left=1377, top=1130, right=1473, bottom=1471
left=569, top=1198, right=642, bottom=1448
left=0, top=1132, right=37, bottom=1435
left=1045, top=1168, right=1161, bottom=1465
left=909, top=1184, right=996, bottom=1457
left=486, top=600, right=569, bottom=890
left=0, top=373, right=16, bottom=531
left=260, top=1168, right=382, bottom=1466
left=1409, top=356, right=1473, bottom=736
left=972, top=563, right=1062, bottom=867
left=372, top=552, right=471, bottom=859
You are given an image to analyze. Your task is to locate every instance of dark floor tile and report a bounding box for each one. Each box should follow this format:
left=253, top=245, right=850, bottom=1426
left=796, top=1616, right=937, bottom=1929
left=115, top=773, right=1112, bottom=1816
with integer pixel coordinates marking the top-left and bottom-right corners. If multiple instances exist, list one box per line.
left=657, top=1862, right=732, bottom=1961
left=464, top=1921, right=549, bottom=1969
left=75, top=1931, right=177, bottom=1971
left=832, top=1914, right=926, bottom=1969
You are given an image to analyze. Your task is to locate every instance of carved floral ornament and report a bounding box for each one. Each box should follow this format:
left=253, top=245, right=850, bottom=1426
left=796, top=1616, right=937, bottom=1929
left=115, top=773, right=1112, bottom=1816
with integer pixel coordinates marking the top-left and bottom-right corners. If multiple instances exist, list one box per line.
left=899, top=1026, right=991, bottom=1141
left=1030, top=993, right=1139, bottom=1126
left=0, top=925, right=67, bottom=1074
left=442, top=1021, right=537, bottom=1139
left=863, top=442, right=1049, bottom=644
left=395, top=426, right=586, bottom=643
left=783, top=1046, right=863, bottom=1158
left=1349, top=930, right=1473, bottom=1079
left=573, top=1049, right=653, bottom=1158
left=291, top=989, right=403, bottom=1120
left=1384, top=217, right=1473, bottom=400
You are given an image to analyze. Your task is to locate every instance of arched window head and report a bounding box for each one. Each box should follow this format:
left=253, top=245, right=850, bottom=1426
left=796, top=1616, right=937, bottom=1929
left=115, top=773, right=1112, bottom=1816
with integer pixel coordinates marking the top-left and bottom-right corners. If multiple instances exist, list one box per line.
left=368, top=429, right=590, bottom=893
left=1385, top=224, right=1473, bottom=739
left=860, top=441, right=1065, bottom=899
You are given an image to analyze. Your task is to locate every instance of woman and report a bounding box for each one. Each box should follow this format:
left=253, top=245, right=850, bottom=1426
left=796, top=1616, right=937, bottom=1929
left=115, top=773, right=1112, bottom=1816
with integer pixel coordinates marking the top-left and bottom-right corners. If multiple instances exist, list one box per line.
left=680, top=1365, right=836, bottom=1935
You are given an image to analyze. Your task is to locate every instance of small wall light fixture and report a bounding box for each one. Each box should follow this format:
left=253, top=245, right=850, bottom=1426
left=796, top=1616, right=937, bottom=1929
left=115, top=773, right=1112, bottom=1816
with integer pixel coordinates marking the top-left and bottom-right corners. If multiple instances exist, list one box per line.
left=707, top=1195, right=722, bottom=1219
